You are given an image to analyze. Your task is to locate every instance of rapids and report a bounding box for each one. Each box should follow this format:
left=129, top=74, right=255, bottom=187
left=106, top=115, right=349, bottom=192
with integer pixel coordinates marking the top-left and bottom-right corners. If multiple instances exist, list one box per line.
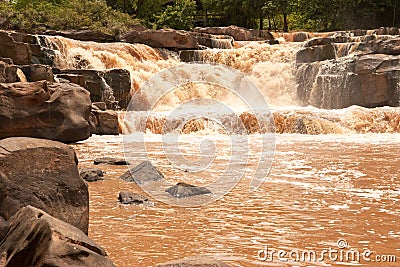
left=41, top=32, right=399, bottom=266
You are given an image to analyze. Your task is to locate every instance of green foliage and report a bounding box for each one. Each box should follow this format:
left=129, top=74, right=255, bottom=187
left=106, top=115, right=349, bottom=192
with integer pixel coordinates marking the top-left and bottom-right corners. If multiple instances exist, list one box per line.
left=0, top=0, right=139, bottom=35
left=155, top=0, right=197, bottom=30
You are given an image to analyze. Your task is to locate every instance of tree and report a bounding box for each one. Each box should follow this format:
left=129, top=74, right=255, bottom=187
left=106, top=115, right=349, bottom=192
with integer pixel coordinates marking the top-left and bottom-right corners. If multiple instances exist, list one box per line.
left=156, top=0, right=197, bottom=30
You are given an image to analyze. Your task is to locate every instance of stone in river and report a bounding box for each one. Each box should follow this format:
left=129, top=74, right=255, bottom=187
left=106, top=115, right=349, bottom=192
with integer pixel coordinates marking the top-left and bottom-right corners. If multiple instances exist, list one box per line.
left=80, top=168, right=104, bottom=182
left=119, top=161, right=164, bottom=184
left=94, top=157, right=130, bottom=165
left=166, top=182, right=212, bottom=198
left=118, top=191, right=149, bottom=205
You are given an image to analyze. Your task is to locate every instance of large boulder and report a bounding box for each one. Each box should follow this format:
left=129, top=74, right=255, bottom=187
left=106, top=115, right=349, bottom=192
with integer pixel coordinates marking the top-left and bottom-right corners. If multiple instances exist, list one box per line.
left=119, top=161, right=164, bottom=184
left=0, top=206, right=114, bottom=267
left=156, top=256, right=231, bottom=267
left=121, top=29, right=199, bottom=49
left=0, top=81, right=91, bottom=142
left=296, top=54, right=400, bottom=108
left=0, top=137, right=89, bottom=234
left=45, top=29, right=115, bottom=42
left=57, top=69, right=131, bottom=108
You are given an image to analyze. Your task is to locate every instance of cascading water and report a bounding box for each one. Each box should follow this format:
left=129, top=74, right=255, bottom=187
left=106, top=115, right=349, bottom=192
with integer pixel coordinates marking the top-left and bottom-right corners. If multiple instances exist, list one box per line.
left=37, top=33, right=400, bottom=135
left=40, top=31, right=400, bottom=267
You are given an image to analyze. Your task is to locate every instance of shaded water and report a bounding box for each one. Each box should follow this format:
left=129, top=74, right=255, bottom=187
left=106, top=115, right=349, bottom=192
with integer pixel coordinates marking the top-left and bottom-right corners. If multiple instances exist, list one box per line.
left=73, top=134, right=399, bottom=267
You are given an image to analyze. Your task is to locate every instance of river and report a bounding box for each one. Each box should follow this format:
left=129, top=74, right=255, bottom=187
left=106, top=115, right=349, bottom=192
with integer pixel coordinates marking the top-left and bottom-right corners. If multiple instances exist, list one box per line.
left=45, top=34, right=400, bottom=266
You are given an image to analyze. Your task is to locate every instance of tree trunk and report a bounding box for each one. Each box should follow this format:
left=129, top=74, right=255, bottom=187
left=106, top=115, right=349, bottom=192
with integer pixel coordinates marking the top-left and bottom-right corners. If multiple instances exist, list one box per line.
left=283, top=13, right=288, bottom=32
left=259, top=15, right=263, bottom=30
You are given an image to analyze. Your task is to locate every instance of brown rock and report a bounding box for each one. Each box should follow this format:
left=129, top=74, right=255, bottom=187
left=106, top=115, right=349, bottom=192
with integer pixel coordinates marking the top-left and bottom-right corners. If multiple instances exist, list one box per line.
left=0, top=81, right=91, bottom=142
left=20, top=64, right=54, bottom=82
left=0, top=206, right=114, bottom=267
left=58, top=69, right=131, bottom=108
left=194, top=26, right=273, bottom=41
left=0, top=60, right=19, bottom=83
left=45, top=29, right=115, bottom=42
left=296, top=44, right=336, bottom=63
left=90, top=109, right=120, bottom=135
left=0, top=137, right=89, bottom=233
left=121, top=29, right=199, bottom=49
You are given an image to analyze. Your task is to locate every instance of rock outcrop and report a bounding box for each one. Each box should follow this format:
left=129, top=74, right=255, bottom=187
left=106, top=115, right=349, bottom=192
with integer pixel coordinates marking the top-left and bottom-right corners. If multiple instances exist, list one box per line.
left=121, top=29, right=199, bottom=49
left=166, top=183, right=212, bottom=198
left=0, top=137, right=89, bottom=234
left=119, top=161, right=164, bottom=184
left=0, top=81, right=91, bottom=142
left=45, top=29, right=115, bottom=42
left=0, top=206, right=114, bottom=267
left=0, top=30, right=46, bottom=65
left=57, top=69, right=131, bottom=109
left=156, top=256, right=231, bottom=267
left=296, top=33, right=400, bottom=109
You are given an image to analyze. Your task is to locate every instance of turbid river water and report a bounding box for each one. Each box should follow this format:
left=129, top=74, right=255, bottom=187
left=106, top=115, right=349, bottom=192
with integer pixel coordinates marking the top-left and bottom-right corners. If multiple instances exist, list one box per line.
left=72, top=133, right=399, bottom=267
left=41, top=33, right=400, bottom=266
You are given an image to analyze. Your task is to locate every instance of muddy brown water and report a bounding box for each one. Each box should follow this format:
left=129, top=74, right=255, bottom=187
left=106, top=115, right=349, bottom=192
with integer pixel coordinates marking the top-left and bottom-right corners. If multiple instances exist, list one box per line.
left=72, top=133, right=400, bottom=267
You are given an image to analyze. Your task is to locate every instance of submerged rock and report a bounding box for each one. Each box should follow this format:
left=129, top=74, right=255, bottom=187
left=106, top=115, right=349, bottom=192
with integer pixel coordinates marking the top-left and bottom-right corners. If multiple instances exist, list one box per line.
left=94, top=157, right=130, bottom=165
left=166, top=182, right=212, bottom=198
left=156, top=256, right=231, bottom=267
left=0, top=206, right=114, bottom=267
left=0, top=137, right=89, bottom=234
left=0, top=81, right=91, bottom=142
left=118, top=191, right=149, bottom=205
left=119, top=161, right=164, bottom=184
left=80, top=168, right=104, bottom=182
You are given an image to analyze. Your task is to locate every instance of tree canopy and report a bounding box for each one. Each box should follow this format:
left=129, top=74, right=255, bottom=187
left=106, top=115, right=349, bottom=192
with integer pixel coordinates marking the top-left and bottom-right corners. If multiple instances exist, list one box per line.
left=0, top=0, right=398, bottom=33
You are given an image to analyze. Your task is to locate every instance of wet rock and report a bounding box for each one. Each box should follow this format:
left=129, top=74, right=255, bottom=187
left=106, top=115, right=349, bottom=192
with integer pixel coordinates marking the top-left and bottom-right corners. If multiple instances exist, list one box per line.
left=90, top=109, right=120, bottom=135
left=156, top=256, right=231, bottom=267
left=0, top=81, right=91, bottom=142
left=80, top=168, right=104, bottom=182
left=118, top=191, right=148, bottom=205
left=45, top=29, right=115, bottom=42
left=292, top=32, right=312, bottom=42
left=0, top=205, right=114, bottom=267
left=166, top=182, right=212, bottom=198
left=119, top=161, right=164, bottom=184
left=121, top=29, right=199, bottom=49
left=94, top=157, right=130, bottom=165
left=58, top=69, right=131, bottom=109
left=0, top=30, right=45, bottom=65
left=0, top=60, right=19, bottom=83
left=194, top=33, right=233, bottom=49
left=296, top=43, right=336, bottom=63
left=194, top=26, right=273, bottom=41
left=0, top=137, right=89, bottom=234
left=93, top=102, right=107, bottom=111
left=20, top=64, right=54, bottom=82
